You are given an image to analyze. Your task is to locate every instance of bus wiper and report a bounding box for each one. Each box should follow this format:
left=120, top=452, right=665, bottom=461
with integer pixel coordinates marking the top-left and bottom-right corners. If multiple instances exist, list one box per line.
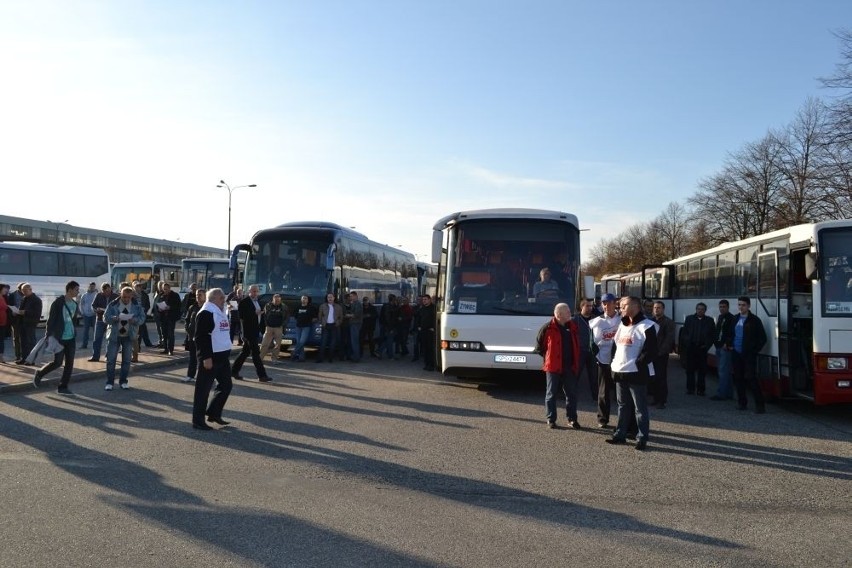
left=491, top=305, right=543, bottom=315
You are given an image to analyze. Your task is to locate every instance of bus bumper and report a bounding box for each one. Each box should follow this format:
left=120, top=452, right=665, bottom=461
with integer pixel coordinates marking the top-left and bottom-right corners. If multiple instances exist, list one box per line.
left=441, top=349, right=543, bottom=377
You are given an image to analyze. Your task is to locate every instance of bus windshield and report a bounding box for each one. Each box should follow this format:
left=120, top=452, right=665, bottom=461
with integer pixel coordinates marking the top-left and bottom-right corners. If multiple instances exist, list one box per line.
left=445, top=220, right=578, bottom=316
left=245, top=237, right=331, bottom=297
left=112, top=265, right=152, bottom=290
left=821, top=228, right=852, bottom=316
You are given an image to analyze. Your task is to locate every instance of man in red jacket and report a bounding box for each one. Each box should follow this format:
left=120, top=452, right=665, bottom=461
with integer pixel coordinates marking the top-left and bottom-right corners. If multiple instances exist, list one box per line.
left=535, top=303, right=582, bottom=429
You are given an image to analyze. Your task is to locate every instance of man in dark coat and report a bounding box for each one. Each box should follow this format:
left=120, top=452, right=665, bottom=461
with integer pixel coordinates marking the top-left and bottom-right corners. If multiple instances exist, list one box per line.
left=231, top=284, right=270, bottom=382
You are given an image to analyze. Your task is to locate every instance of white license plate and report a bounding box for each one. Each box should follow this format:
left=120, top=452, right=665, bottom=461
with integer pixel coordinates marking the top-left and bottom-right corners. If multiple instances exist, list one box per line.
left=494, top=355, right=526, bottom=363
left=281, top=339, right=293, bottom=345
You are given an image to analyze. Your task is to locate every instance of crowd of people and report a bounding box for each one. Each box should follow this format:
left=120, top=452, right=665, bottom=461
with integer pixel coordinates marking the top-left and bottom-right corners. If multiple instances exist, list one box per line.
left=1, top=279, right=437, bottom=428
left=2, top=277, right=767, bottom=435
left=535, top=292, right=767, bottom=451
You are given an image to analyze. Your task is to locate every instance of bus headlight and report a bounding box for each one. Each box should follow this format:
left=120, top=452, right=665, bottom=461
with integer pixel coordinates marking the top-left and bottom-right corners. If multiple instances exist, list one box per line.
left=441, top=340, right=483, bottom=351
left=827, top=357, right=848, bottom=370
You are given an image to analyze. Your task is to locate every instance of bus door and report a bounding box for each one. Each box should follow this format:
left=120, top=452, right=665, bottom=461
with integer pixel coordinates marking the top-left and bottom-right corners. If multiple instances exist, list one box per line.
left=757, top=251, right=782, bottom=396
left=641, top=264, right=673, bottom=307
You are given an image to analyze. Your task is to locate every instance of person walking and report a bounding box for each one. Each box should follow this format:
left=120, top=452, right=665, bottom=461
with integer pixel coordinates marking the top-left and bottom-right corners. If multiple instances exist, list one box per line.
left=192, top=288, right=234, bottom=430
left=33, top=281, right=80, bottom=395
left=536, top=302, right=582, bottom=429
left=231, top=284, right=271, bottom=381
left=103, top=286, right=147, bottom=390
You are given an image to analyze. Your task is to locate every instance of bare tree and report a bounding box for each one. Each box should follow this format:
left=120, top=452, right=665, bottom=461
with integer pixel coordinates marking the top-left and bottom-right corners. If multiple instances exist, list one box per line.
left=819, top=29, right=852, bottom=146
left=653, top=201, right=691, bottom=261
left=774, top=98, right=832, bottom=224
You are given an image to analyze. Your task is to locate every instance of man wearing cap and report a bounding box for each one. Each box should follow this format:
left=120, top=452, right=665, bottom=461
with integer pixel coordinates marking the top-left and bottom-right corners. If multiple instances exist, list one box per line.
left=590, top=293, right=621, bottom=428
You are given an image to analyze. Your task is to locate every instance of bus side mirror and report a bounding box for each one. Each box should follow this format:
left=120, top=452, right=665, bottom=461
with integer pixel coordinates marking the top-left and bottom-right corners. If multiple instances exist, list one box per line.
left=805, top=252, right=818, bottom=280
left=431, top=230, right=442, bottom=264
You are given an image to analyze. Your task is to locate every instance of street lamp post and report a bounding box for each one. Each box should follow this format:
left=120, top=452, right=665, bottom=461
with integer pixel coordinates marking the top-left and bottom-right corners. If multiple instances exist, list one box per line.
left=46, top=219, right=68, bottom=244
left=216, top=180, right=257, bottom=252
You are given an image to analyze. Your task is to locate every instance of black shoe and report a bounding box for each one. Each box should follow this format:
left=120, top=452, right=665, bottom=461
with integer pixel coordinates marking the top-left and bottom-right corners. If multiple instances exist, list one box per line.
left=81, top=344, right=88, bottom=349
left=192, top=422, right=213, bottom=430
left=57, top=386, right=73, bottom=396
left=626, top=432, right=638, bottom=441
left=567, top=421, right=582, bottom=430
left=656, top=403, right=666, bottom=409
left=87, top=357, right=99, bottom=362
left=605, top=437, right=626, bottom=445
left=258, top=376, right=272, bottom=383
left=547, top=420, right=557, bottom=429
left=32, top=370, right=42, bottom=388
left=207, top=416, right=231, bottom=425
left=231, top=373, right=244, bottom=380
left=15, top=359, right=28, bottom=365
left=160, top=349, right=170, bottom=354
left=635, top=440, right=648, bottom=451
left=597, top=422, right=610, bottom=429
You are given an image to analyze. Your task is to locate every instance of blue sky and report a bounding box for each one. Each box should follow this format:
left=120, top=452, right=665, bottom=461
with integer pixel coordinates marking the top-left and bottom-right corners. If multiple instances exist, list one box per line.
left=1, top=1, right=849, bottom=262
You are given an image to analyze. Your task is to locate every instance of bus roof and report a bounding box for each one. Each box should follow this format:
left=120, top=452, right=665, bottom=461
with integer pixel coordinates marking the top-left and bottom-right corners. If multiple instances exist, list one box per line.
left=664, top=219, right=852, bottom=266
left=0, top=241, right=107, bottom=255
left=432, top=208, right=579, bottom=230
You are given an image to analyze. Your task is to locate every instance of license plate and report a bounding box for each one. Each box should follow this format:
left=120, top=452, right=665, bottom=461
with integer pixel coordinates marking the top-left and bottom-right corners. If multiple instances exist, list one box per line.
left=494, top=355, right=526, bottom=363
left=282, top=339, right=293, bottom=345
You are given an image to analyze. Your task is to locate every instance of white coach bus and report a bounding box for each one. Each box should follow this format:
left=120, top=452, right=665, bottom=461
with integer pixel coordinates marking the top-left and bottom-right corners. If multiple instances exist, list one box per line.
left=0, top=242, right=110, bottom=321
left=431, top=209, right=581, bottom=377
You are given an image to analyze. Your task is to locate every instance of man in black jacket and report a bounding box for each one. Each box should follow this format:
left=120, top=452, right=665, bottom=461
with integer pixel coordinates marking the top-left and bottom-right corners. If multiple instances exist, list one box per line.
left=731, top=296, right=768, bottom=413
left=155, top=283, right=182, bottom=355
left=680, top=302, right=716, bottom=395
left=231, top=284, right=271, bottom=382
left=418, top=295, right=437, bottom=371
left=16, top=283, right=43, bottom=365
left=33, top=281, right=79, bottom=395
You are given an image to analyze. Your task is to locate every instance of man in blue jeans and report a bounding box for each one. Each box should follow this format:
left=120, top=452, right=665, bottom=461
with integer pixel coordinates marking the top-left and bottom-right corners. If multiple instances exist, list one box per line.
left=605, top=296, right=658, bottom=451
left=103, top=286, right=147, bottom=390
left=292, top=295, right=316, bottom=362
left=711, top=299, right=737, bottom=401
